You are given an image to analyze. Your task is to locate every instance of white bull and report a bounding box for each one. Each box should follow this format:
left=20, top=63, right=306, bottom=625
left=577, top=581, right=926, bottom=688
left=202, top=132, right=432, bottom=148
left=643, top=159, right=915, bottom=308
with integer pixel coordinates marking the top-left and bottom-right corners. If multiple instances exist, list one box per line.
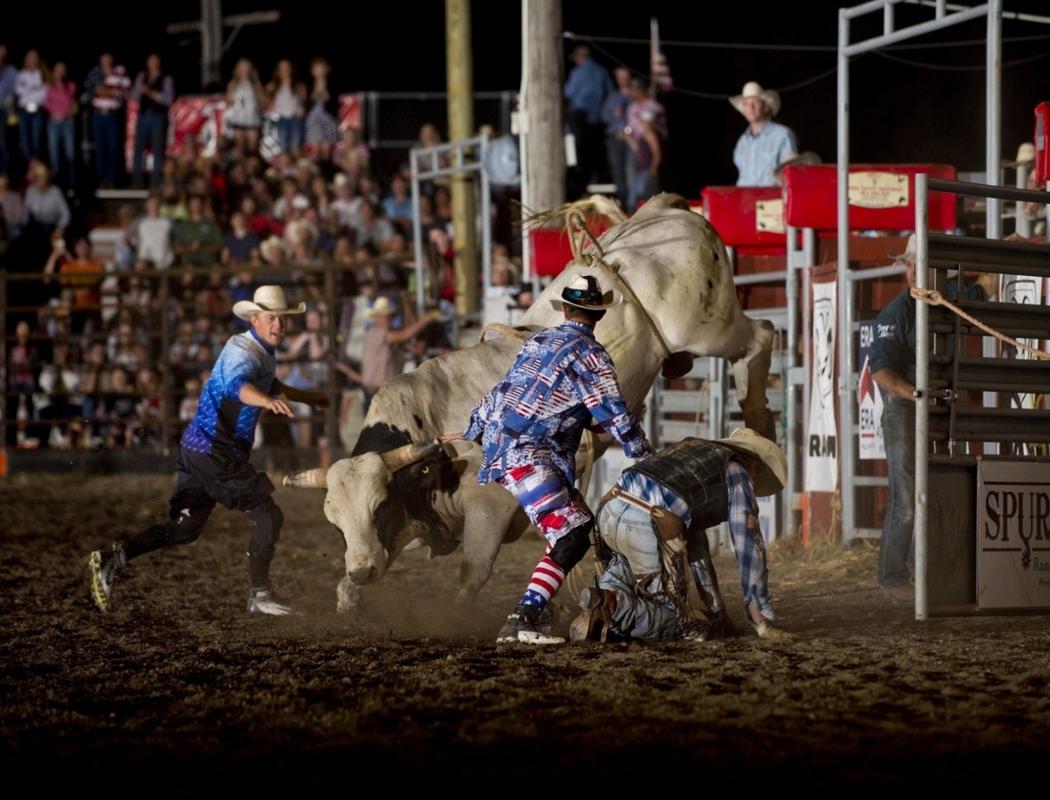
left=286, top=194, right=775, bottom=612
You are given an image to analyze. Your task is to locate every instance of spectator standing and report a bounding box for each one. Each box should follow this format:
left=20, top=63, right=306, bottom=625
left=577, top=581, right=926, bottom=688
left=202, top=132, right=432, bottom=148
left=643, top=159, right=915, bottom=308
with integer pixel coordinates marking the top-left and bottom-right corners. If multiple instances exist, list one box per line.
left=0, top=44, right=17, bottom=174
left=360, top=296, right=438, bottom=412
left=16, top=50, right=48, bottom=161
left=44, top=62, right=77, bottom=188
left=7, top=321, right=40, bottom=448
left=563, top=45, right=612, bottom=193
left=266, top=60, right=306, bottom=156
left=304, top=58, right=339, bottom=161
left=600, top=66, right=633, bottom=209
left=131, top=54, right=174, bottom=187
left=625, top=110, right=661, bottom=210
left=84, top=53, right=130, bottom=188
left=730, top=81, right=797, bottom=188
left=225, top=59, right=265, bottom=154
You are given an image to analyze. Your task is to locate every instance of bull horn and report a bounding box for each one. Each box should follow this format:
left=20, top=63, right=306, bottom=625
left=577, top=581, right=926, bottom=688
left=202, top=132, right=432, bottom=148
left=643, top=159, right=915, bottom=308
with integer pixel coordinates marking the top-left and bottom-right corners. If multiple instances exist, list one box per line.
left=380, top=439, right=444, bottom=472
left=283, top=467, right=329, bottom=488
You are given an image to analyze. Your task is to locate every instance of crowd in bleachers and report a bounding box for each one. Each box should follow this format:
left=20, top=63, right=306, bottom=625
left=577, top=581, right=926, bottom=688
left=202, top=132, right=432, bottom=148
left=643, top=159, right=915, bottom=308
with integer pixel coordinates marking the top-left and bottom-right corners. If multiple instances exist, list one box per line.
left=0, top=45, right=540, bottom=452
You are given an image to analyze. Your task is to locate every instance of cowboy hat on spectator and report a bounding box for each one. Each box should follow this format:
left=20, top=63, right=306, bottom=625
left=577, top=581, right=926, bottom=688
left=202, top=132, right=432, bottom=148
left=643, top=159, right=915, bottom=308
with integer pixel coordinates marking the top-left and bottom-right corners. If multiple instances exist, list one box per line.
left=233, top=286, right=306, bottom=321
left=730, top=81, right=781, bottom=118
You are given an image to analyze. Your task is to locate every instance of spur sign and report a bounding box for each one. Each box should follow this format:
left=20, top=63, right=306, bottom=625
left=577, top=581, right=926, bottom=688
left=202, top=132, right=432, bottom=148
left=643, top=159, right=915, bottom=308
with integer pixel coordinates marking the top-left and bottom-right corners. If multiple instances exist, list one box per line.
left=977, top=460, right=1050, bottom=610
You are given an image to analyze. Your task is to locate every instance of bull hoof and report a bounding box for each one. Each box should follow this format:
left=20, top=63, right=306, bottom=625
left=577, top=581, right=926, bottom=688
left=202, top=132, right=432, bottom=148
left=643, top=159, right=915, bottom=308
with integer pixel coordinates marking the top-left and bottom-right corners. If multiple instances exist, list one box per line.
left=336, top=576, right=362, bottom=614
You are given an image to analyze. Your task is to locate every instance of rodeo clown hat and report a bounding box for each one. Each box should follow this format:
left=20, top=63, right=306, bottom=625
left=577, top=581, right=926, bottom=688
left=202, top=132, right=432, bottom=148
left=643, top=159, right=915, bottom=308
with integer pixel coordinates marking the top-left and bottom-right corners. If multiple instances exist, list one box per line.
left=730, top=81, right=781, bottom=118
left=550, top=274, right=618, bottom=312
left=717, top=427, right=787, bottom=497
left=233, top=285, right=307, bottom=321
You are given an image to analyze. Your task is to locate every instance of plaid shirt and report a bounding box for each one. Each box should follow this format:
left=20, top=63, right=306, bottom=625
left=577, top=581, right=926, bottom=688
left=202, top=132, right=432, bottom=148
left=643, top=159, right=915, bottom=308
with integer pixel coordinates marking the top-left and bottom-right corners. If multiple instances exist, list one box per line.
left=620, top=459, right=774, bottom=620
left=465, top=320, right=651, bottom=485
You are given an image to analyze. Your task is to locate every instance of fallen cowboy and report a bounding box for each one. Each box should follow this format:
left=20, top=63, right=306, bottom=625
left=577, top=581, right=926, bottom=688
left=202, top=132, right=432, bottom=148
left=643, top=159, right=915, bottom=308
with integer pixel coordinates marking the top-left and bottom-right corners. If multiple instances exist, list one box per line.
left=569, top=428, right=794, bottom=644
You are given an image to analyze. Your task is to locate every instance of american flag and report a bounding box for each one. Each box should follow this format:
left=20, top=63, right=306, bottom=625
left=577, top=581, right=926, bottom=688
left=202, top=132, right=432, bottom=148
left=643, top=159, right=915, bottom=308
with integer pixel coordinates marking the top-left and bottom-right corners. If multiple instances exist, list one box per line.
left=650, top=18, right=673, bottom=93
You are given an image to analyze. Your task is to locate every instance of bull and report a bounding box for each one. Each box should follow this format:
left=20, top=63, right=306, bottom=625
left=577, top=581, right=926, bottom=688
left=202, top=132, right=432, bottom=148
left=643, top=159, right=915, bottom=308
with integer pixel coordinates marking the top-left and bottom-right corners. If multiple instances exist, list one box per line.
left=285, top=194, right=776, bottom=612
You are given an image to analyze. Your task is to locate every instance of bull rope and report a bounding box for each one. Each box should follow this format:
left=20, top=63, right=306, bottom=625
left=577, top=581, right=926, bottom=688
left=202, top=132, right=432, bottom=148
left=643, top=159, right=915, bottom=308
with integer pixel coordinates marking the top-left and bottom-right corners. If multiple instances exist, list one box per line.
left=562, top=208, right=673, bottom=360
left=910, top=287, right=1050, bottom=362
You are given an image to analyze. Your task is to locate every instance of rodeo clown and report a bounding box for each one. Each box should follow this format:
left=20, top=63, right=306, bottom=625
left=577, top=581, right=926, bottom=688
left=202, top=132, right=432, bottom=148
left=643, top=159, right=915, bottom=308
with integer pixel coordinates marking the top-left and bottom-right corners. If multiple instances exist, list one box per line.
left=569, top=428, right=791, bottom=643
left=461, top=274, right=652, bottom=644
left=88, top=286, right=330, bottom=616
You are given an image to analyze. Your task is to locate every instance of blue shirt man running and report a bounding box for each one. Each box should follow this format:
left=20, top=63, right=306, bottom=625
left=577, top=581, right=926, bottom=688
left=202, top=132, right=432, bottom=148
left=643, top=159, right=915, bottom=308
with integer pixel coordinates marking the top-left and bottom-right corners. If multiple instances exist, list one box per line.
left=88, top=285, right=330, bottom=616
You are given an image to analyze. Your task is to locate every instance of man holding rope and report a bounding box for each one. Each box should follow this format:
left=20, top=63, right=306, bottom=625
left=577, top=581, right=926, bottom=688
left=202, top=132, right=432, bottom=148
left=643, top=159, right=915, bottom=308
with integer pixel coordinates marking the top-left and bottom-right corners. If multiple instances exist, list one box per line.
left=871, top=235, right=997, bottom=593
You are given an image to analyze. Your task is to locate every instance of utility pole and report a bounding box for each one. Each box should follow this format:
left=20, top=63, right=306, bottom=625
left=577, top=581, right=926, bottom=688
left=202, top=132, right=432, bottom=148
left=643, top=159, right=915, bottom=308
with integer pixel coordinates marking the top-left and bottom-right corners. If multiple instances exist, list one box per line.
left=523, top=0, right=564, bottom=216
left=446, top=0, right=478, bottom=316
left=168, top=2, right=280, bottom=90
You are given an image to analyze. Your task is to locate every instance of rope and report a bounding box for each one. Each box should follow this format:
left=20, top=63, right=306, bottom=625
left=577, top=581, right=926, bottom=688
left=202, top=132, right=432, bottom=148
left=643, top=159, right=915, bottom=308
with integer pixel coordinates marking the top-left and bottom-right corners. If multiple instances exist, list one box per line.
left=562, top=210, right=674, bottom=359
left=910, top=287, right=1050, bottom=361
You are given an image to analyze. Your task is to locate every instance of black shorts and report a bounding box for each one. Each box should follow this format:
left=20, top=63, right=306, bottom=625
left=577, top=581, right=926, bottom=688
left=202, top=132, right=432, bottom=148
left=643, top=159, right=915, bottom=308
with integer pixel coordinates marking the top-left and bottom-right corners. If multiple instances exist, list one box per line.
left=169, top=446, right=275, bottom=518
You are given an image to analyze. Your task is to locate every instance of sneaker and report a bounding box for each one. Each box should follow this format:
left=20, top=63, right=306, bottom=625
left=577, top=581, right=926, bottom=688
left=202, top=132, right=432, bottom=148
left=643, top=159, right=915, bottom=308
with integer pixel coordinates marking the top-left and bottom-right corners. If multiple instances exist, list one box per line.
left=496, top=604, right=565, bottom=645
left=88, top=545, right=126, bottom=613
left=247, top=588, right=293, bottom=616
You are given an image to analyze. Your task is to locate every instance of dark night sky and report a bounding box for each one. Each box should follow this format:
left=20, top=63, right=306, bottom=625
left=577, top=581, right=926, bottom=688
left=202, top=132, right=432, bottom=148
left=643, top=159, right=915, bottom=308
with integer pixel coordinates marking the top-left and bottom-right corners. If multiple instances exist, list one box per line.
left=5, top=1, right=1050, bottom=195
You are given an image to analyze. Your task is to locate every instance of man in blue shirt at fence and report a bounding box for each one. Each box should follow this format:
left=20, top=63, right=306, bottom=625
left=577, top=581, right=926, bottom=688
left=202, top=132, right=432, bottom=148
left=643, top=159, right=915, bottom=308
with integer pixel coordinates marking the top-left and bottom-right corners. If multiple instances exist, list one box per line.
left=731, top=81, right=797, bottom=187
left=870, top=235, right=996, bottom=593
left=88, top=286, right=330, bottom=616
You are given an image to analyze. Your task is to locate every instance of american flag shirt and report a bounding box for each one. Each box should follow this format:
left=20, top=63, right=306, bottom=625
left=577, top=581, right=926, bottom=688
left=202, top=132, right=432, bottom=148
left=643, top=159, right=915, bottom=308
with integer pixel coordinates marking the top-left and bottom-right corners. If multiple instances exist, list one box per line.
left=464, top=320, right=651, bottom=485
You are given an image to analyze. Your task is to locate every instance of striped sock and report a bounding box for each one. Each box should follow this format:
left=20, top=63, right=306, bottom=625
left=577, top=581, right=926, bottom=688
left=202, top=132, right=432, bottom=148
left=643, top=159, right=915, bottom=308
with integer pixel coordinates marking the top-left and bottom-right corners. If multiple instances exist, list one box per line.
left=519, top=555, right=566, bottom=609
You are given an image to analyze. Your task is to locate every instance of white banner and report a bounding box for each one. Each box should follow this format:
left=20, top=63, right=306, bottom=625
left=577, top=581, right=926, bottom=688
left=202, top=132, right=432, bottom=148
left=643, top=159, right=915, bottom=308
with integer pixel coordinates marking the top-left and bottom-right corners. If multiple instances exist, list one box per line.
left=806, top=281, right=838, bottom=491
left=977, top=460, right=1050, bottom=610
left=857, top=321, right=886, bottom=460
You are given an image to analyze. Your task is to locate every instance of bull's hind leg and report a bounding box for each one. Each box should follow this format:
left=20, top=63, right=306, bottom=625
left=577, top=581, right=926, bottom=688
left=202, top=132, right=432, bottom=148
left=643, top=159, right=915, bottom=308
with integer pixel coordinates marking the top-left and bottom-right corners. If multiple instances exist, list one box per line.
left=729, top=317, right=776, bottom=441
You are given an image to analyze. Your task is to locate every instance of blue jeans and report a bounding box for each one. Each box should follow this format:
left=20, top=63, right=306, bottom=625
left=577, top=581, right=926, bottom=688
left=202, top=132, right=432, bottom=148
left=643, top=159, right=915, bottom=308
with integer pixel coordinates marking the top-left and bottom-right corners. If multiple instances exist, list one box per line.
left=19, top=108, right=46, bottom=160
left=629, top=169, right=659, bottom=212
left=275, top=116, right=303, bottom=154
left=597, top=499, right=682, bottom=641
left=92, top=111, right=122, bottom=186
left=879, top=395, right=916, bottom=586
left=133, top=110, right=167, bottom=187
left=47, top=118, right=76, bottom=186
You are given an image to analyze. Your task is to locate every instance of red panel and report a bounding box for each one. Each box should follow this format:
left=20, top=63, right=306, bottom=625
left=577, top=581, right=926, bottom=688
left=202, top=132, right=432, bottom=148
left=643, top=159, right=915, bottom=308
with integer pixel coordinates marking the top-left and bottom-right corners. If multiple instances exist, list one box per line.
left=701, top=186, right=785, bottom=249
left=782, top=164, right=957, bottom=232
left=530, top=218, right=612, bottom=277
left=1035, top=102, right=1050, bottom=186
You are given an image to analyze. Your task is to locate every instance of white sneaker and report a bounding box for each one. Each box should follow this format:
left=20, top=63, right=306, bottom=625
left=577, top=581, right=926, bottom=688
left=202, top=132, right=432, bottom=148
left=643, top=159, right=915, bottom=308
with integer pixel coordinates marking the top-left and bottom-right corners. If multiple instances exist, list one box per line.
left=247, top=588, right=293, bottom=616
left=88, top=546, right=126, bottom=613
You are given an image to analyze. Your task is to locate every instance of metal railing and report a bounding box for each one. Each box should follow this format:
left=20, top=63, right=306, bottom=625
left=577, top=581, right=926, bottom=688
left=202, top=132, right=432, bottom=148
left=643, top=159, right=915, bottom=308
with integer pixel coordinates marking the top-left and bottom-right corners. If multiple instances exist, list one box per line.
left=914, top=174, right=1050, bottom=619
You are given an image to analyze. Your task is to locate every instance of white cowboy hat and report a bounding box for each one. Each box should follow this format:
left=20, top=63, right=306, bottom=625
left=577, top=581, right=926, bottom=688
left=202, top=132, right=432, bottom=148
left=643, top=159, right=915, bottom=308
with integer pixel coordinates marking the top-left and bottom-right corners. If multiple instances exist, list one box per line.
left=1004, top=141, right=1036, bottom=167
left=550, top=274, right=618, bottom=312
left=717, top=427, right=787, bottom=497
left=233, top=285, right=306, bottom=321
left=365, top=296, right=398, bottom=318
left=730, top=81, right=781, bottom=118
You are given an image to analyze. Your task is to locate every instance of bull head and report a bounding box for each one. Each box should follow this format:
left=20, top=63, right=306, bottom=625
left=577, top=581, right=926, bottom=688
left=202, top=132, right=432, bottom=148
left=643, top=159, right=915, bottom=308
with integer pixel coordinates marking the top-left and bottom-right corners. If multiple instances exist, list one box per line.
left=284, top=439, right=458, bottom=587
left=283, top=439, right=450, bottom=489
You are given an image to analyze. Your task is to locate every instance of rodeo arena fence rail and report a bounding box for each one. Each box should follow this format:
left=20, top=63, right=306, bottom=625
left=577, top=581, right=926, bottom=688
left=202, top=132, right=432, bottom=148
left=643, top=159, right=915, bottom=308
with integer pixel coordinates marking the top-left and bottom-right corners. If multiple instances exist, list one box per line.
left=0, top=253, right=463, bottom=474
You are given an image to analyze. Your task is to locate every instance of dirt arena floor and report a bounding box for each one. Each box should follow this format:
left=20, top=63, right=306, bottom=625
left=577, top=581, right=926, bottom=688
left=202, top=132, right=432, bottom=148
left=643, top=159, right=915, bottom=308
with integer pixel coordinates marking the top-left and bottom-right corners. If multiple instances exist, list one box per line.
left=2, top=474, right=1049, bottom=794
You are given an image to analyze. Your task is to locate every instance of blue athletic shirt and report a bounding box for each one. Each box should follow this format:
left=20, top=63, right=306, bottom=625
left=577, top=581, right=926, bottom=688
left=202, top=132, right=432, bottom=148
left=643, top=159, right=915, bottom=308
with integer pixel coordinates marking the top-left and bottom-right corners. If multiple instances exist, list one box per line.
left=181, top=328, right=277, bottom=457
